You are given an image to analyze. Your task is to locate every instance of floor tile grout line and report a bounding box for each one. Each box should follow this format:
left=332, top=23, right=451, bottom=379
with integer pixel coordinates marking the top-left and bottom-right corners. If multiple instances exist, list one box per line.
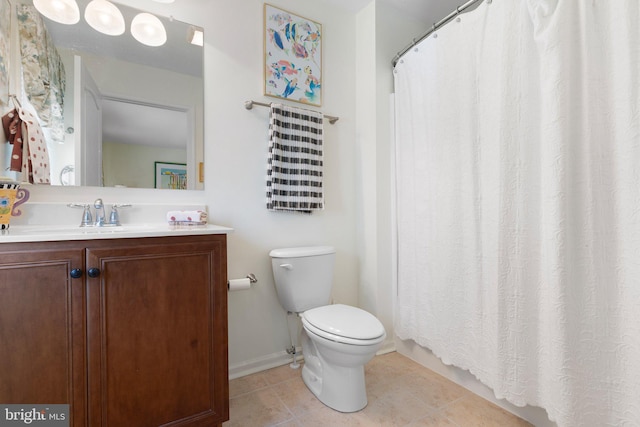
left=272, top=384, right=300, bottom=425
left=229, top=375, right=295, bottom=400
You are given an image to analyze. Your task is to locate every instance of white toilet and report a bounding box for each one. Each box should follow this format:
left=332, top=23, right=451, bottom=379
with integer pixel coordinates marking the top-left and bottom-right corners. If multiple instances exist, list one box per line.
left=269, top=246, right=386, bottom=413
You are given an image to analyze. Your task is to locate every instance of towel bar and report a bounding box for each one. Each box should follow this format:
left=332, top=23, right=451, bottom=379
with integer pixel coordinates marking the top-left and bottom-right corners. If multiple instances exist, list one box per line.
left=245, top=100, right=339, bottom=124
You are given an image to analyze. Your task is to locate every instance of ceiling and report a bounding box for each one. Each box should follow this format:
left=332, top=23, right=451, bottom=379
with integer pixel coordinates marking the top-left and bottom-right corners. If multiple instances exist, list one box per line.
left=326, top=0, right=461, bottom=24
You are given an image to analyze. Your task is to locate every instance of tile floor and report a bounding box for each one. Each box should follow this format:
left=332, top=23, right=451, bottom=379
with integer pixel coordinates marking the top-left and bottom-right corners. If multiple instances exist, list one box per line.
left=223, top=351, right=533, bottom=426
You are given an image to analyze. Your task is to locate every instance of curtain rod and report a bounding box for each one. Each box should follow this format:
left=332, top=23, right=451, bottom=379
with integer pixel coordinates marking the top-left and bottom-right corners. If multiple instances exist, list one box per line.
left=392, top=0, right=487, bottom=67
left=244, top=100, right=339, bottom=125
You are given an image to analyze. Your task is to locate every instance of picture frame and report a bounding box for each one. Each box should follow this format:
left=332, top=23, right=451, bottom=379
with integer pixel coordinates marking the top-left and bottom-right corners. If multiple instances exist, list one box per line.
left=264, top=3, right=322, bottom=106
left=154, top=162, right=187, bottom=190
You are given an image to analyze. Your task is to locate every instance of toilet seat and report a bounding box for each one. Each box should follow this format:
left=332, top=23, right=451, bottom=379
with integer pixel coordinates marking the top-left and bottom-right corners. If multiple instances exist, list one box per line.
left=303, top=319, right=386, bottom=346
left=302, top=304, right=386, bottom=345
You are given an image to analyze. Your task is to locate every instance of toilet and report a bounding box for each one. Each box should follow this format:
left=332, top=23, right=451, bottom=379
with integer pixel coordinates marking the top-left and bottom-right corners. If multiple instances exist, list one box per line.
left=269, top=246, right=386, bottom=413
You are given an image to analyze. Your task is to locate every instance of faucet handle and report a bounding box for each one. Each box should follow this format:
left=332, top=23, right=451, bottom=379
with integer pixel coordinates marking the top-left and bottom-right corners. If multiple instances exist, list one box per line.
left=68, top=203, right=92, bottom=227
left=109, top=204, right=131, bottom=226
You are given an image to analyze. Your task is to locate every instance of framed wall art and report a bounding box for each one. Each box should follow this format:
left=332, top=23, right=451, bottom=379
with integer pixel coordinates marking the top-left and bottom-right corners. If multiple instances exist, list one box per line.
left=155, top=162, right=187, bottom=190
left=264, top=4, right=322, bottom=106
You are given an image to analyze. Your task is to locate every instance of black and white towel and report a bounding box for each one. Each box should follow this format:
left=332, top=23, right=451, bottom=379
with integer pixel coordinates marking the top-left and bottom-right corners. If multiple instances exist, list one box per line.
left=266, top=103, right=324, bottom=212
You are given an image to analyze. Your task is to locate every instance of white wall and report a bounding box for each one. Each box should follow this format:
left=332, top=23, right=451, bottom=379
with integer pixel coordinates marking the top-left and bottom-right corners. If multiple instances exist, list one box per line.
left=206, top=0, right=360, bottom=375
left=354, top=0, right=432, bottom=354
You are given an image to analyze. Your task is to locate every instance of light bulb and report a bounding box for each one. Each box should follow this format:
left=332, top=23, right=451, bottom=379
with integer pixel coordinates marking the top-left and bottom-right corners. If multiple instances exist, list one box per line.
left=131, top=13, right=167, bottom=47
left=33, top=0, right=80, bottom=25
left=85, top=0, right=125, bottom=36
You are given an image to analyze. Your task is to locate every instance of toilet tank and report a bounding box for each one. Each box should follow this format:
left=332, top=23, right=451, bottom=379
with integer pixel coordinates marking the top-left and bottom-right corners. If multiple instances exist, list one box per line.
left=269, top=246, right=336, bottom=313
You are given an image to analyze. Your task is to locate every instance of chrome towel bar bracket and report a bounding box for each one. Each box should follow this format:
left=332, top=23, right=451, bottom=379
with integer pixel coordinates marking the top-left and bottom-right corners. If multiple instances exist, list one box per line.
left=245, top=100, right=339, bottom=125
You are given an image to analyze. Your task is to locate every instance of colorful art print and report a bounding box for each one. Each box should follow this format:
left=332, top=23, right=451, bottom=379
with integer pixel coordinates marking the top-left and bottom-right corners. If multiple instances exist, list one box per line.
left=264, top=4, right=322, bottom=106
left=154, top=162, right=187, bottom=190
left=0, top=0, right=10, bottom=108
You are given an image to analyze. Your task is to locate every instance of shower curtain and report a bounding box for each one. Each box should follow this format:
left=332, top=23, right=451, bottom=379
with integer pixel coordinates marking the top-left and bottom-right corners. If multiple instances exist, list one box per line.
left=393, top=1, right=639, bottom=426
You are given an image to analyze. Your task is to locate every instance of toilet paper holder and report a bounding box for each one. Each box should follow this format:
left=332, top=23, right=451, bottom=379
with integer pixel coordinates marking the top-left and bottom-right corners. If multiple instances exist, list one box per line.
left=227, top=273, right=258, bottom=286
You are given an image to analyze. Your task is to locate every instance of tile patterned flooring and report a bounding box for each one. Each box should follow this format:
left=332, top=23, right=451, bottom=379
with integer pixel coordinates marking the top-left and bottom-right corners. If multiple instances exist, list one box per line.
left=223, top=351, right=533, bottom=426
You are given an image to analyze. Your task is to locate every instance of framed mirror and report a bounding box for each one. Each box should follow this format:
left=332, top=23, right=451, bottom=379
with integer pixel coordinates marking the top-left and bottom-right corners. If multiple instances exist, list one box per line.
left=2, top=0, right=204, bottom=190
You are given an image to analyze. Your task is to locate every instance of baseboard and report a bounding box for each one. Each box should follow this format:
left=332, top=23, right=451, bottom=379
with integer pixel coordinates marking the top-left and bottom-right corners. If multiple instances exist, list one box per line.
left=377, top=338, right=397, bottom=356
left=229, top=338, right=396, bottom=380
left=229, top=348, right=304, bottom=380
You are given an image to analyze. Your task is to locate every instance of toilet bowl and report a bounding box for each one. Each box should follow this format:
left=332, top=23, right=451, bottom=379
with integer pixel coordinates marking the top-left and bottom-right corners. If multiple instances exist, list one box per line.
left=269, top=246, right=387, bottom=412
left=300, top=304, right=386, bottom=412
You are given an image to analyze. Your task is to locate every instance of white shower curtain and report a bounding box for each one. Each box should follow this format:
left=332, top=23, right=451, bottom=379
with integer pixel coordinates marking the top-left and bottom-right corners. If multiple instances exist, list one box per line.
left=394, top=1, right=640, bottom=426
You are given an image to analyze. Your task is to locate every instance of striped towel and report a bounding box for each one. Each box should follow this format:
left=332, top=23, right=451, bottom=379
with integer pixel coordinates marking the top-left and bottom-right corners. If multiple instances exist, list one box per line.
left=266, top=103, right=324, bottom=212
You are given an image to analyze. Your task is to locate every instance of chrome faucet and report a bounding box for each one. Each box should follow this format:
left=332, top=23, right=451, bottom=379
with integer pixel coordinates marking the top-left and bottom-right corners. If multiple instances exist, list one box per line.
left=68, top=200, right=131, bottom=227
left=94, top=198, right=106, bottom=226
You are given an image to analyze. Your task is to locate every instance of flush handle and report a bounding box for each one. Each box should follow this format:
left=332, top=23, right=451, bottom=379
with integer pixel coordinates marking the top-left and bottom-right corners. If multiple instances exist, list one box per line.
left=279, top=264, right=293, bottom=270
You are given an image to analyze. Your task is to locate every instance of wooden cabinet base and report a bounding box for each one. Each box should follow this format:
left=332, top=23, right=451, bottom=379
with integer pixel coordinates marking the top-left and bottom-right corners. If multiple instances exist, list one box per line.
left=0, top=235, right=229, bottom=427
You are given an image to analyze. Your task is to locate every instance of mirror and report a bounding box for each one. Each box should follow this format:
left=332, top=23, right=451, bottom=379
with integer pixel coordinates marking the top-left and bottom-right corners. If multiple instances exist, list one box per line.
left=3, top=0, right=204, bottom=189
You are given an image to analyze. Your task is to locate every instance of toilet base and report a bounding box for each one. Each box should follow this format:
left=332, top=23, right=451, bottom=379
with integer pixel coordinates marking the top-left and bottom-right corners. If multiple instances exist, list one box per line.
left=300, top=330, right=371, bottom=413
left=301, top=357, right=367, bottom=413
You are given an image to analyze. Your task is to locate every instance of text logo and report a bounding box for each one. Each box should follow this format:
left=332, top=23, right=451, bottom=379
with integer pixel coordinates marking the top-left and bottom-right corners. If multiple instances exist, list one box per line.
left=0, top=405, right=68, bottom=427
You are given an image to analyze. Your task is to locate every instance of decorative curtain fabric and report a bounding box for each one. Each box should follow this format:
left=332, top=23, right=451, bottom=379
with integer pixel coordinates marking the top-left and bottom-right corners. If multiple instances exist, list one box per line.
left=16, top=5, right=65, bottom=143
left=393, top=1, right=640, bottom=426
left=0, top=0, right=10, bottom=109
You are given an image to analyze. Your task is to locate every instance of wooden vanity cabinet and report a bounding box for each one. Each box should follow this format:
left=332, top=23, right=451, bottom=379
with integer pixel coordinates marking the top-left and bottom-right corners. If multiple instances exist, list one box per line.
left=0, top=234, right=229, bottom=427
left=0, top=247, right=86, bottom=423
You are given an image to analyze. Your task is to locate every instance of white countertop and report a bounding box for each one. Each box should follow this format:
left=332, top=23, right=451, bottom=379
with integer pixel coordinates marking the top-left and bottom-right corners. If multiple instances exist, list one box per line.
left=0, top=223, right=233, bottom=243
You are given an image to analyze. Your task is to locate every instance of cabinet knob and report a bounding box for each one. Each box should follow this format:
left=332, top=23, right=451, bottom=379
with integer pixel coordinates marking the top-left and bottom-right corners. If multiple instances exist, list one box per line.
left=88, top=268, right=101, bottom=278
left=70, top=268, right=83, bottom=279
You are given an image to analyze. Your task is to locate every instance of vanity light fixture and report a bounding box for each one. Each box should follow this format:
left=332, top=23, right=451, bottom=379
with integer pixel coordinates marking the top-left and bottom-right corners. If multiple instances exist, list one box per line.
left=33, top=0, right=80, bottom=25
left=188, top=26, right=203, bottom=46
left=131, top=12, right=167, bottom=46
left=84, top=0, right=125, bottom=36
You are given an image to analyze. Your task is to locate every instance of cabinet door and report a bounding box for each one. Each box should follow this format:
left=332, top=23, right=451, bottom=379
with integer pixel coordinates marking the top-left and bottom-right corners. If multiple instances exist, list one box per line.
left=0, top=248, right=86, bottom=426
left=86, top=237, right=228, bottom=426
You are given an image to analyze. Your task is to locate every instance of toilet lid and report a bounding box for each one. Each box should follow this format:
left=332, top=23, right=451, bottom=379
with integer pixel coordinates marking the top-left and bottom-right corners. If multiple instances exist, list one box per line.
left=302, top=304, right=385, bottom=340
